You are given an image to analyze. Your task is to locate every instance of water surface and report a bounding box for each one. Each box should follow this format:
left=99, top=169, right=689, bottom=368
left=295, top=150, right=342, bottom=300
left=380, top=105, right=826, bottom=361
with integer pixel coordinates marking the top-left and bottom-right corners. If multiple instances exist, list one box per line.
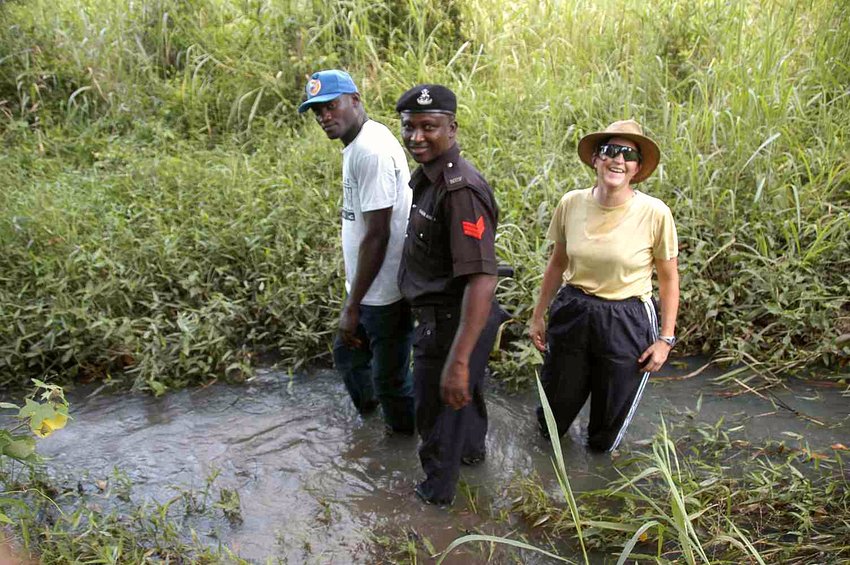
left=35, top=359, right=848, bottom=562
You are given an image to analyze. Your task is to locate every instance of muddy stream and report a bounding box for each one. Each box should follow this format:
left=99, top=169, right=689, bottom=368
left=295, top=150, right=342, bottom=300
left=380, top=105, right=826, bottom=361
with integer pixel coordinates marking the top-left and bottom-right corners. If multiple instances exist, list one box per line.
left=32, top=359, right=848, bottom=563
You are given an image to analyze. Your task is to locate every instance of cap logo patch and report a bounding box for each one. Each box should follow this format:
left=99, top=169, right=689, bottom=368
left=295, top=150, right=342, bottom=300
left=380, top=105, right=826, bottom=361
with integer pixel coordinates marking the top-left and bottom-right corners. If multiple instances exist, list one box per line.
left=461, top=216, right=485, bottom=240
left=417, top=88, right=433, bottom=105
left=308, top=79, right=322, bottom=96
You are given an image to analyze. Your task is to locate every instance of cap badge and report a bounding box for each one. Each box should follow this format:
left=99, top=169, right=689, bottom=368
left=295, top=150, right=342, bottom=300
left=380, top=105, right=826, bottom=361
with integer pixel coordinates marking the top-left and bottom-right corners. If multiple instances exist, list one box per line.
left=308, top=79, right=322, bottom=97
left=417, top=88, right=433, bottom=105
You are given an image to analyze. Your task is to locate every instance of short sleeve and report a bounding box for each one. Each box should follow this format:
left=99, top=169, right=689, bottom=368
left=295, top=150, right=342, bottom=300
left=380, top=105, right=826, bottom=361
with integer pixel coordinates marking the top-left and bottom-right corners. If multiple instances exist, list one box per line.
left=356, top=152, right=397, bottom=212
left=653, top=205, right=678, bottom=260
left=546, top=196, right=568, bottom=243
left=447, top=187, right=498, bottom=278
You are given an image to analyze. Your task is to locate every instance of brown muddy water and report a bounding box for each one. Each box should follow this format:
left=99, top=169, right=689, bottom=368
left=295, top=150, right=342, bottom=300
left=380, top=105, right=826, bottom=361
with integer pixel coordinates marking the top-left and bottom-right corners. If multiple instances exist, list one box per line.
left=29, top=359, right=849, bottom=563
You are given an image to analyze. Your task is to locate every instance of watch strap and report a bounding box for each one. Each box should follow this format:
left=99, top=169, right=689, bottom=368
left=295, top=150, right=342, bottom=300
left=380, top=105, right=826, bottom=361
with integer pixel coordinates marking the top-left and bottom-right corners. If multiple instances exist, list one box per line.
left=659, top=335, right=676, bottom=348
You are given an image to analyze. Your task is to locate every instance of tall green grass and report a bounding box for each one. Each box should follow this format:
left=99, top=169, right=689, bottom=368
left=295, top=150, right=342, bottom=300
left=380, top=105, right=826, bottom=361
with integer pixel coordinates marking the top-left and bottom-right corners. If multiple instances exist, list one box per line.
left=1, top=0, right=847, bottom=390
left=439, top=379, right=773, bottom=563
left=506, top=407, right=849, bottom=563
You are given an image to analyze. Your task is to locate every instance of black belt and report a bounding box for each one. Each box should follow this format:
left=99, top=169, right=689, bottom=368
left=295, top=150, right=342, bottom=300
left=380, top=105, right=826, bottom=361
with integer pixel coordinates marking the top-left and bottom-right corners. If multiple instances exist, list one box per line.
left=411, top=303, right=461, bottom=324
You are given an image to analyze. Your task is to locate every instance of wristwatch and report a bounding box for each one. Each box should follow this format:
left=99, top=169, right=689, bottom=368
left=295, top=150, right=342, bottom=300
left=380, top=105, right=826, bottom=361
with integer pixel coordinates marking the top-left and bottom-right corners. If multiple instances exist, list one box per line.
left=659, top=335, right=677, bottom=348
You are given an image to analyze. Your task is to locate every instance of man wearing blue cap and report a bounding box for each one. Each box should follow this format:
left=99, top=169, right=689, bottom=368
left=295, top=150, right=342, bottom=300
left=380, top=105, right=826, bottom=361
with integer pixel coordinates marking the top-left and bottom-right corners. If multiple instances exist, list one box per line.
left=396, top=84, right=508, bottom=506
left=299, top=70, right=415, bottom=434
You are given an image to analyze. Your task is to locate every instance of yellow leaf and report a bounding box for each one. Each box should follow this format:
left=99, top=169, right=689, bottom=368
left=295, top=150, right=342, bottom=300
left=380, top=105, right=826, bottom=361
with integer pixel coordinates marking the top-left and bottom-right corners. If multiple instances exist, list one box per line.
left=34, top=412, right=68, bottom=438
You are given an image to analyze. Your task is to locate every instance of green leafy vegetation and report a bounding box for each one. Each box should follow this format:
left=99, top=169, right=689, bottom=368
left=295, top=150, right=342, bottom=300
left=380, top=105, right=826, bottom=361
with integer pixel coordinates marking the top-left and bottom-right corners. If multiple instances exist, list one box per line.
left=2, top=2, right=847, bottom=555
left=503, top=417, right=849, bottom=564
left=0, top=380, right=70, bottom=531
left=0, top=2, right=847, bottom=395
left=439, top=380, right=849, bottom=563
left=1, top=464, right=249, bottom=563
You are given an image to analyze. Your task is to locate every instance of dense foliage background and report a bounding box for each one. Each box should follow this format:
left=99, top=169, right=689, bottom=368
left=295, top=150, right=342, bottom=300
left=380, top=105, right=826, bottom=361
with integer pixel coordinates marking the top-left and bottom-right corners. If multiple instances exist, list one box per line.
left=1, top=0, right=848, bottom=392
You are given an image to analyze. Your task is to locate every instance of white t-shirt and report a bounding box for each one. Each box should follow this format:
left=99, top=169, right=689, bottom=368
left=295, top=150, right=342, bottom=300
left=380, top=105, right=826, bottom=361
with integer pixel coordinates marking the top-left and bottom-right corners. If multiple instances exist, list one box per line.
left=341, top=119, right=412, bottom=306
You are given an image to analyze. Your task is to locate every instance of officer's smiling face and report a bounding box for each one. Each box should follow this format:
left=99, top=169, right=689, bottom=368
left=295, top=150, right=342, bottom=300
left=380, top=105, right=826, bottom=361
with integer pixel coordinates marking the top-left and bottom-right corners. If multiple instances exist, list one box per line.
left=310, top=94, right=359, bottom=141
left=400, top=112, right=457, bottom=164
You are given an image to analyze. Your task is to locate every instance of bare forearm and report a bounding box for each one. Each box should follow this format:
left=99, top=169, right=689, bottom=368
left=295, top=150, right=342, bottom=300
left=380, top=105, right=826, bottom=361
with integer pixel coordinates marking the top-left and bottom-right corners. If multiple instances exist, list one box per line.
left=346, top=232, right=389, bottom=307
left=658, top=283, right=679, bottom=336
left=638, top=258, right=679, bottom=371
left=656, top=260, right=680, bottom=336
left=532, top=267, right=564, bottom=320
left=532, top=245, right=568, bottom=320
left=446, top=274, right=498, bottom=367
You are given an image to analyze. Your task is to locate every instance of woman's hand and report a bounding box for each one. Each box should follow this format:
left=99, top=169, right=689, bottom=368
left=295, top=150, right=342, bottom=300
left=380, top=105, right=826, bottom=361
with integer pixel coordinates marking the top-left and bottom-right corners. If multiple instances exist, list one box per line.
left=528, top=315, right=547, bottom=352
left=638, top=340, right=672, bottom=373
left=529, top=244, right=567, bottom=353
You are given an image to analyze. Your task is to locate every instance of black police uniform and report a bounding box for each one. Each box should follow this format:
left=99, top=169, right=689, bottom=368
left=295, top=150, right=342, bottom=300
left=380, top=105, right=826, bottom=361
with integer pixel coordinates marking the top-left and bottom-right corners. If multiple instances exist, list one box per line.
left=398, top=142, right=507, bottom=505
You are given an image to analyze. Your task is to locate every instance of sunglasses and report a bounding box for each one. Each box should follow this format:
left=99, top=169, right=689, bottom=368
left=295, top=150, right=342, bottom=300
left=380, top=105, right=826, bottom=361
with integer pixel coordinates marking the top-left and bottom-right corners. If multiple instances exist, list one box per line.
left=597, top=144, right=641, bottom=162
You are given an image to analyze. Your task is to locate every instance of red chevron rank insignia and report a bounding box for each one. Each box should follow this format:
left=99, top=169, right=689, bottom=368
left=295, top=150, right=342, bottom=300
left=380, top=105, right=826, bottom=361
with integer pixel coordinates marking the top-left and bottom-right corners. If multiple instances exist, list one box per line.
left=462, top=216, right=485, bottom=240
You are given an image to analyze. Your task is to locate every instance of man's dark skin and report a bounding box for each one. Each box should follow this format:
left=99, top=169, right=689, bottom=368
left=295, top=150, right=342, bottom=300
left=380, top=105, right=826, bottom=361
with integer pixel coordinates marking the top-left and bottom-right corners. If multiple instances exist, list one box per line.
left=400, top=111, right=497, bottom=410
left=311, top=93, right=394, bottom=348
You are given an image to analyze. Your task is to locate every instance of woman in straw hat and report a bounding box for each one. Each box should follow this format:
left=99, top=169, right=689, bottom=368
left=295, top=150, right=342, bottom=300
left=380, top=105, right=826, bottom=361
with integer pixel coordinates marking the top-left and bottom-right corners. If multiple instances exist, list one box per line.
left=528, top=119, right=679, bottom=452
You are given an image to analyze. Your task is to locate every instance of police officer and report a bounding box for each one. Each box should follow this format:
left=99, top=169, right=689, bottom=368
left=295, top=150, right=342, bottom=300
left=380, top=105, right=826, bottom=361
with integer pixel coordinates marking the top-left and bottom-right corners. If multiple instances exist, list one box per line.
left=396, top=85, right=507, bottom=506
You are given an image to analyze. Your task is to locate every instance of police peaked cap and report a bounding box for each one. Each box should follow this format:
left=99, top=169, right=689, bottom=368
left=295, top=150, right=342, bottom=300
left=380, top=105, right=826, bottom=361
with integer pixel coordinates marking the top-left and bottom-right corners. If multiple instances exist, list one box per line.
left=396, top=84, right=457, bottom=114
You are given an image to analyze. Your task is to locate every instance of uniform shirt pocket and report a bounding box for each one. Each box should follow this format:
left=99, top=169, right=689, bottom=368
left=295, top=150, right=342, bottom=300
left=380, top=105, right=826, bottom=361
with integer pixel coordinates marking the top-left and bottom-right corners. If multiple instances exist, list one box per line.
left=410, top=207, right=441, bottom=255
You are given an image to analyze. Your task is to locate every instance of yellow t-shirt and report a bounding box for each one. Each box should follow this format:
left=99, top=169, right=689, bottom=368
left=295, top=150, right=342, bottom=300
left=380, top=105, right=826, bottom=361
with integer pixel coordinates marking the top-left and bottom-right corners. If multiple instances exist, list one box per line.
left=547, top=188, right=678, bottom=301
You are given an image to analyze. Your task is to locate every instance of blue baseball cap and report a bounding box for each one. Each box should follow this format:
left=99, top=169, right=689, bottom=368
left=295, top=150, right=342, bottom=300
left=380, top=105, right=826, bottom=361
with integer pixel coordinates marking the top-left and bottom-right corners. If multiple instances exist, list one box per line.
left=297, top=70, right=359, bottom=113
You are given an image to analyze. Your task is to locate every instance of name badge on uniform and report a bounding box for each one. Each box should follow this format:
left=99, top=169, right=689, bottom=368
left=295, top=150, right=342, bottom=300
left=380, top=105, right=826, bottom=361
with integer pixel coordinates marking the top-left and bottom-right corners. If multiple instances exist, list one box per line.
left=418, top=208, right=435, bottom=221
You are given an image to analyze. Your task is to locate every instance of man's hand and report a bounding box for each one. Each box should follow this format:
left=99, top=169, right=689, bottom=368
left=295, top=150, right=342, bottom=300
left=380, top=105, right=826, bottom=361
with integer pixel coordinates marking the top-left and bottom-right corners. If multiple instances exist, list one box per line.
left=528, top=315, right=547, bottom=352
left=638, top=339, right=672, bottom=373
left=344, top=208, right=391, bottom=348
left=338, top=304, right=362, bottom=348
left=440, top=361, right=471, bottom=410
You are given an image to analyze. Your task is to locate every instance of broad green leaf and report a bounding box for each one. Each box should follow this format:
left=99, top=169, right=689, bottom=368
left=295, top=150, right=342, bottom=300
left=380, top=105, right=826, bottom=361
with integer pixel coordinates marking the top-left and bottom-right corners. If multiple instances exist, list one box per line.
left=2, top=437, right=36, bottom=460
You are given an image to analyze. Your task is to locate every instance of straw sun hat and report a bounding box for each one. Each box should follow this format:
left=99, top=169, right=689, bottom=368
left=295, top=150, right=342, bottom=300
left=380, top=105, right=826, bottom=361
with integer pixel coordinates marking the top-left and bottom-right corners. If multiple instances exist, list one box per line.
left=577, top=119, right=660, bottom=183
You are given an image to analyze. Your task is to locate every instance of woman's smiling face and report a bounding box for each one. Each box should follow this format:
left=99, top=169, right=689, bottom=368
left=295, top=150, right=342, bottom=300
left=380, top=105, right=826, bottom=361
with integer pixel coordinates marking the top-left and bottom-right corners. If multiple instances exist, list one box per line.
left=593, top=136, right=642, bottom=190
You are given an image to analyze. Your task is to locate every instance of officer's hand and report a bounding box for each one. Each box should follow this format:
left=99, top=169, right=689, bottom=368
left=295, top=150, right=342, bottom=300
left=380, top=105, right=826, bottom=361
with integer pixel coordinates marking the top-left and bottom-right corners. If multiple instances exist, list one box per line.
left=440, top=362, right=471, bottom=410
left=528, top=315, right=547, bottom=352
left=338, top=304, right=362, bottom=348
left=638, top=340, right=672, bottom=373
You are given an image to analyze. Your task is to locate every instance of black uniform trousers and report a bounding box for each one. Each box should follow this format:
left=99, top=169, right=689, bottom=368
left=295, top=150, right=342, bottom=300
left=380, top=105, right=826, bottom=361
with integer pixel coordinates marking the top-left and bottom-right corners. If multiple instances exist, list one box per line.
left=537, top=285, right=658, bottom=452
left=412, top=300, right=507, bottom=504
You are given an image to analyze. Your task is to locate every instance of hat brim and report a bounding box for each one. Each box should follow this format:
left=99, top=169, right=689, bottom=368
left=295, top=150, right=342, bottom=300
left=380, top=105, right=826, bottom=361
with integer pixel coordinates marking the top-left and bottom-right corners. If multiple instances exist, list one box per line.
left=577, top=132, right=660, bottom=183
left=297, top=92, right=344, bottom=113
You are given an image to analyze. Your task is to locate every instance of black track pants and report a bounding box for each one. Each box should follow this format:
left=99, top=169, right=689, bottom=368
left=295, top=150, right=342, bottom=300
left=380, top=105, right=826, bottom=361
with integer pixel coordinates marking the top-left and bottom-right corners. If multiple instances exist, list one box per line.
left=536, top=285, right=658, bottom=452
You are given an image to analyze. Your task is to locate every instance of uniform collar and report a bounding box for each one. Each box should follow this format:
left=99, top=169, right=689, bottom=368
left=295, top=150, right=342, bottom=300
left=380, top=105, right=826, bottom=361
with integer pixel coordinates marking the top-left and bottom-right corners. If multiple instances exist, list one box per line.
left=422, top=143, right=461, bottom=183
